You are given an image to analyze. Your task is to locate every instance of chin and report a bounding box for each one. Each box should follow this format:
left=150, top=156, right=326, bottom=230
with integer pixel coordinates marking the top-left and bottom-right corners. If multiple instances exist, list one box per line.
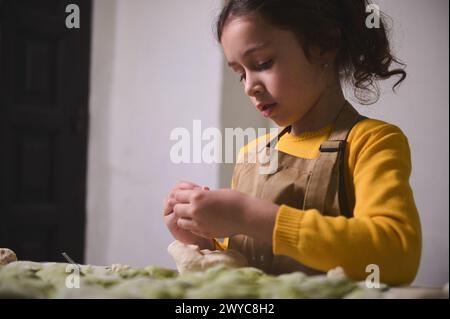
left=270, top=116, right=293, bottom=128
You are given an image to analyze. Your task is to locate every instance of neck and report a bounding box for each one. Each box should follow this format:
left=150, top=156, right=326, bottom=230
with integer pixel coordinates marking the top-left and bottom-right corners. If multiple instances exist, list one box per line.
left=290, top=81, right=346, bottom=136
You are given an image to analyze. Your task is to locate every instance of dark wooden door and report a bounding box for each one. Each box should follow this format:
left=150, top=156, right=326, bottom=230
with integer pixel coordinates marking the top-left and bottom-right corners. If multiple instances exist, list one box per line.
left=0, top=0, right=91, bottom=263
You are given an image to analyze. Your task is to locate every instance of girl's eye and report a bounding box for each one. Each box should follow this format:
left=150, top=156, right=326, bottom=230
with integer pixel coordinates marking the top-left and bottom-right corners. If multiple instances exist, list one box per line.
left=256, top=59, right=273, bottom=70
left=238, top=59, right=273, bottom=82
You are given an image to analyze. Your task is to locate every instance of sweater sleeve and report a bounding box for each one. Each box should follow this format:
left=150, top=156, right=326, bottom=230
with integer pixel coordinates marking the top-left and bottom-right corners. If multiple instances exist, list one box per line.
left=273, top=122, right=422, bottom=285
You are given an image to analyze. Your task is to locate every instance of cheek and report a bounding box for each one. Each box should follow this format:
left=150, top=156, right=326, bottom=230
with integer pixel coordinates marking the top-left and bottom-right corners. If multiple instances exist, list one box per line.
left=266, top=62, right=324, bottom=105
left=264, top=73, right=283, bottom=97
left=285, top=66, right=324, bottom=101
left=263, top=66, right=297, bottom=98
left=274, top=71, right=309, bottom=103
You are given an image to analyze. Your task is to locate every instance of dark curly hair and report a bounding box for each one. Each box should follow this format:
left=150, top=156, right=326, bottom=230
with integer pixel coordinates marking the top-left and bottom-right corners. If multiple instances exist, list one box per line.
left=215, top=0, right=407, bottom=104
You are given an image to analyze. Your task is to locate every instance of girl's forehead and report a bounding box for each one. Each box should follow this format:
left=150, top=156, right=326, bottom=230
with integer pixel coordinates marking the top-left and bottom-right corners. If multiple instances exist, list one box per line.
left=221, top=15, right=275, bottom=54
left=223, top=14, right=273, bottom=40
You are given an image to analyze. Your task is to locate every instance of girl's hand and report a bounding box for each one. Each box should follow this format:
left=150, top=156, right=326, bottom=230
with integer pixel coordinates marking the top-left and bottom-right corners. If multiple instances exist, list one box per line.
left=172, top=188, right=279, bottom=242
left=163, top=181, right=213, bottom=249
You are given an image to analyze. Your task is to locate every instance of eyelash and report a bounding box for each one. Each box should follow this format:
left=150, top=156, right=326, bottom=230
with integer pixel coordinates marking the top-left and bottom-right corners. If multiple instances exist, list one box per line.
left=239, top=59, right=273, bottom=82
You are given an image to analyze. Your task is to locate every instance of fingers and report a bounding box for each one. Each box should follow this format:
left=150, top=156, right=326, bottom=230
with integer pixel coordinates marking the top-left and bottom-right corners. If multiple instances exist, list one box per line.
left=173, top=203, right=191, bottom=218
left=164, top=181, right=209, bottom=216
left=175, top=181, right=200, bottom=191
left=164, top=211, right=176, bottom=225
left=178, top=219, right=211, bottom=239
left=173, top=189, right=198, bottom=204
left=191, top=229, right=210, bottom=239
left=163, top=196, right=177, bottom=216
left=177, top=217, right=197, bottom=231
left=164, top=182, right=199, bottom=214
left=163, top=190, right=199, bottom=216
left=168, top=181, right=201, bottom=202
left=165, top=209, right=192, bottom=228
left=172, top=181, right=209, bottom=196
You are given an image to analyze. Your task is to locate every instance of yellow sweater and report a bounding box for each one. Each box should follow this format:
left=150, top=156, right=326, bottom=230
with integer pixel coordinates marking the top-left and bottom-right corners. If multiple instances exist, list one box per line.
left=217, top=118, right=422, bottom=285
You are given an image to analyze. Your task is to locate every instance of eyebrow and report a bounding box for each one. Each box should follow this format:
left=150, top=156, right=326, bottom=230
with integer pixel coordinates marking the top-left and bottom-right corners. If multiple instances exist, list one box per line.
left=227, top=42, right=271, bottom=67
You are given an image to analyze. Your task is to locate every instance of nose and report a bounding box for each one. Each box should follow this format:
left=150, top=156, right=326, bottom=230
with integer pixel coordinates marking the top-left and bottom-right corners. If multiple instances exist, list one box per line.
left=244, top=73, right=264, bottom=97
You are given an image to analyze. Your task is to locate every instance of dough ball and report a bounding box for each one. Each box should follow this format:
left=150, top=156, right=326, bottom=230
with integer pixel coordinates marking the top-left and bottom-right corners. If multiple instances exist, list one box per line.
left=0, top=248, right=17, bottom=265
left=326, top=267, right=347, bottom=280
left=110, top=264, right=131, bottom=272
left=167, top=240, right=247, bottom=274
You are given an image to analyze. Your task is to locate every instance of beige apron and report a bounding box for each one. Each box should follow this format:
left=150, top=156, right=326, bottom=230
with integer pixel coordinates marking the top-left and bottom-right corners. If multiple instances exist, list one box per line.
left=228, top=101, right=367, bottom=275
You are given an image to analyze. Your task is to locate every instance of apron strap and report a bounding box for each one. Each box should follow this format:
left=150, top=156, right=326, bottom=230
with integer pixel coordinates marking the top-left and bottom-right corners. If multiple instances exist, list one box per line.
left=304, top=101, right=367, bottom=217
left=303, top=140, right=345, bottom=216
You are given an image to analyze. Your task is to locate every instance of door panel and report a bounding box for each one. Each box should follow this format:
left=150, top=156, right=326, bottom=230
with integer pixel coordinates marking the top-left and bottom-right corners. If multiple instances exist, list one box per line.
left=0, top=0, right=91, bottom=263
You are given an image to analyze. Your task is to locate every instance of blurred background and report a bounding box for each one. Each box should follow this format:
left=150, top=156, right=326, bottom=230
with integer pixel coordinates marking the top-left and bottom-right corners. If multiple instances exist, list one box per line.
left=0, top=0, right=448, bottom=287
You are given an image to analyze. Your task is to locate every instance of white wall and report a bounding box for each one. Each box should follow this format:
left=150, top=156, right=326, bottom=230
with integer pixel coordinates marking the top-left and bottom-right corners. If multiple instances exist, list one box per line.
left=87, top=0, right=224, bottom=268
left=88, top=0, right=449, bottom=286
left=86, top=0, right=117, bottom=267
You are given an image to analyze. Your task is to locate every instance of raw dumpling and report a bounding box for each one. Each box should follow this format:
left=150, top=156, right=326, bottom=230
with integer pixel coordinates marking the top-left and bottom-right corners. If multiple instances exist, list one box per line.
left=167, top=240, right=247, bottom=273
left=0, top=248, right=17, bottom=265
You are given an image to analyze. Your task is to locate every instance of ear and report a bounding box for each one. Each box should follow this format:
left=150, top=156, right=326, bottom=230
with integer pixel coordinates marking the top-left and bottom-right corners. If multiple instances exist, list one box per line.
left=309, top=46, right=337, bottom=66
left=314, top=28, right=342, bottom=65
left=319, top=48, right=338, bottom=64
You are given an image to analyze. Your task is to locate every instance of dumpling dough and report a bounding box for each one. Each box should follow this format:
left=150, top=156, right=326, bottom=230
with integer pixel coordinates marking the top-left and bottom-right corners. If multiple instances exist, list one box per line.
left=168, top=240, right=247, bottom=274
left=0, top=248, right=17, bottom=265
left=110, top=264, right=131, bottom=272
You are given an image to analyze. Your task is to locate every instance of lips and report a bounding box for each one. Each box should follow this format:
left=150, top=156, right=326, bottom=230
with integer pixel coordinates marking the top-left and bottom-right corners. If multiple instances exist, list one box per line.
left=256, top=102, right=278, bottom=117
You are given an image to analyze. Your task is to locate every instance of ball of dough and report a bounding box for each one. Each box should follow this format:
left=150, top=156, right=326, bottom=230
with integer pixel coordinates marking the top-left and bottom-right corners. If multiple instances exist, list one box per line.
left=110, top=264, right=131, bottom=272
left=0, top=248, right=17, bottom=265
left=167, top=240, right=247, bottom=274
left=326, top=267, right=347, bottom=280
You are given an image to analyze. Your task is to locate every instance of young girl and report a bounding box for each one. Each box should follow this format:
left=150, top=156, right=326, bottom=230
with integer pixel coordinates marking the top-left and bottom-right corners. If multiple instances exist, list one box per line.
left=163, top=0, right=421, bottom=285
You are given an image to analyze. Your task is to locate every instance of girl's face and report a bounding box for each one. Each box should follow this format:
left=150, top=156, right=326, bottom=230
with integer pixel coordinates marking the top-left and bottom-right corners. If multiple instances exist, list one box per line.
left=221, top=14, right=333, bottom=127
